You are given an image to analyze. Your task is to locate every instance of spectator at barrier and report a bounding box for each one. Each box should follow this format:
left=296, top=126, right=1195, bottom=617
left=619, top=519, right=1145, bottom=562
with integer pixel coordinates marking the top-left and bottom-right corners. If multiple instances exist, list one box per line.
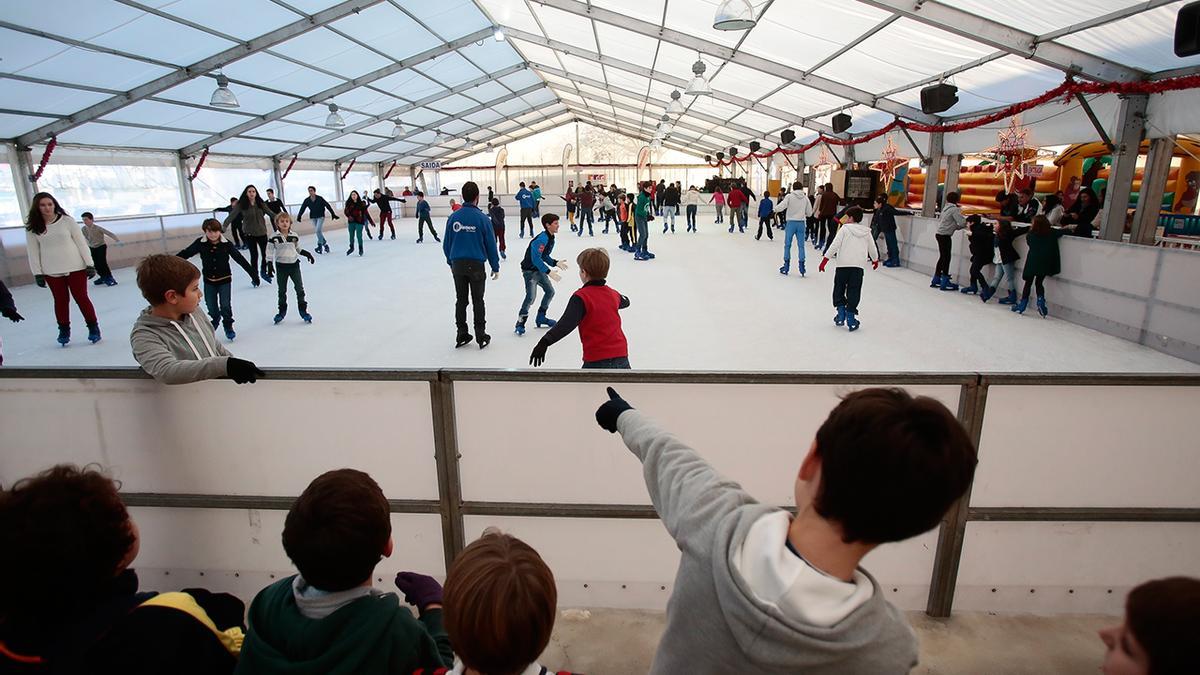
left=0, top=279, right=24, bottom=366
left=593, top=386, right=977, bottom=674
left=444, top=181, right=500, bottom=350
left=80, top=212, right=121, bottom=286
left=1063, top=175, right=1081, bottom=210
left=994, top=190, right=1019, bottom=224
left=411, top=529, right=581, bottom=675
left=870, top=193, right=906, bottom=268
left=1011, top=214, right=1069, bottom=317
left=131, top=254, right=264, bottom=385
left=237, top=469, right=453, bottom=674
left=1061, top=187, right=1099, bottom=238
left=0, top=464, right=246, bottom=674
left=1015, top=188, right=1041, bottom=223
left=932, top=191, right=967, bottom=291
left=296, top=186, right=338, bottom=255
left=1043, top=193, right=1065, bottom=227
left=402, top=186, right=413, bottom=196
left=1099, top=576, right=1200, bottom=675
left=25, top=191, right=101, bottom=347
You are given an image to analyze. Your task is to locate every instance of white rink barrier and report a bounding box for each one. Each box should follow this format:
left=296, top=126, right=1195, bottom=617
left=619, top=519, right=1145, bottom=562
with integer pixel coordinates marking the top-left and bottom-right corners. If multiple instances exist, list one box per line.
left=1, top=369, right=1197, bottom=616
left=895, top=215, right=1200, bottom=365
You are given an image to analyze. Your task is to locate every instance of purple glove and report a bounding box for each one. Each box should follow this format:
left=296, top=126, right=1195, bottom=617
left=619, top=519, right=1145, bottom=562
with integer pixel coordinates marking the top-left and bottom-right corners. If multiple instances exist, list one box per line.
left=394, top=572, right=443, bottom=611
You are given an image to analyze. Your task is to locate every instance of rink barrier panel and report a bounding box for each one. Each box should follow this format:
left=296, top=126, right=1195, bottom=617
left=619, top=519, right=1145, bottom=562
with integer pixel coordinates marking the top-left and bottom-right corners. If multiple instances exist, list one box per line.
left=1, top=367, right=1198, bottom=617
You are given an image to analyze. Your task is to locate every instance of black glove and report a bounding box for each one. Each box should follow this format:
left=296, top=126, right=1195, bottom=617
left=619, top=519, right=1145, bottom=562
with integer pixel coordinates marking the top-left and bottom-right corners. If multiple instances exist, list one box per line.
left=2, top=308, right=23, bottom=322
left=595, top=386, right=633, bottom=433
left=529, top=340, right=548, bottom=367
left=86, top=266, right=96, bottom=279
left=226, top=357, right=265, bottom=384
left=265, top=262, right=275, bottom=278
left=302, top=251, right=315, bottom=264
left=35, top=275, right=46, bottom=288
left=332, top=215, right=340, bottom=220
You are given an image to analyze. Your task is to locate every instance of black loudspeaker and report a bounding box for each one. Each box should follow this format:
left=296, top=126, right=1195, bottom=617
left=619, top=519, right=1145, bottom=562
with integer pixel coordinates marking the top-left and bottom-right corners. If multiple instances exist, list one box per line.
left=832, top=113, right=852, bottom=134
left=705, top=154, right=713, bottom=163
left=920, top=82, right=959, bottom=114
left=716, top=151, right=725, bottom=160
left=749, top=141, right=761, bottom=152
left=781, top=129, right=796, bottom=145
left=729, top=146, right=739, bottom=157
left=1178, top=1, right=1200, bottom=56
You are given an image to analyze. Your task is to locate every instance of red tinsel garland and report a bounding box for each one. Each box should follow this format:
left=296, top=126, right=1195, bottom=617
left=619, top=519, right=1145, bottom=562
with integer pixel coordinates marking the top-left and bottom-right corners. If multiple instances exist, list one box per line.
left=705, top=73, right=1200, bottom=168
left=282, top=154, right=298, bottom=180
left=188, top=147, right=209, bottom=182
left=31, top=136, right=57, bottom=181
left=383, top=160, right=397, bottom=180
left=341, top=159, right=356, bottom=179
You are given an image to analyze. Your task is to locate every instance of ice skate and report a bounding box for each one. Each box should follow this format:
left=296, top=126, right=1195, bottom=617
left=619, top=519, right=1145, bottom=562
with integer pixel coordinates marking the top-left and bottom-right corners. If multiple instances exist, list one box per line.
left=87, top=323, right=101, bottom=343
left=930, top=273, right=942, bottom=288
left=455, top=333, right=473, bottom=348
left=846, top=311, right=860, bottom=332
left=939, top=275, right=959, bottom=291
left=535, top=312, right=556, bottom=329
left=980, top=285, right=996, bottom=302
left=274, top=309, right=286, bottom=324
left=1036, top=296, right=1048, bottom=318
left=960, top=284, right=978, bottom=295
left=515, top=319, right=526, bottom=336
left=299, top=311, right=312, bottom=323
left=501, top=251, right=507, bottom=260
left=779, top=264, right=788, bottom=275
left=799, top=261, right=806, bottom=277
left=1012, top=297, right=1029, bottom=314
left=57, top=324, right=70, bottom=346
left=225, top=327, right=236, bottom=340
left=477, top=333, right=491, bottom=349
left=998, top=289, right=1017, bottom=305
left=834, top=306, right=846, bottom=326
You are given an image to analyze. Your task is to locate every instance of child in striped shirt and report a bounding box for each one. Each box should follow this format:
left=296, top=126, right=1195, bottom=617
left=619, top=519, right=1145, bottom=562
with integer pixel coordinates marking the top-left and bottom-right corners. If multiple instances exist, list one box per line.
left=266, top=212, right=315, bottom=324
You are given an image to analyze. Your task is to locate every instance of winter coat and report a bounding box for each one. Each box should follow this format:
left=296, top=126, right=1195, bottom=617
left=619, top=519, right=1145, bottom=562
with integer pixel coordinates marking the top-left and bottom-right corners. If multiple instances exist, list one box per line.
left=178, top=238, right=256, bottom=283
left=343, top=200, right=371, bottom=224
left=775, top=189, right=813, bottom=222
left=758, top=198, right=774, bottom=219
left=936, top=203, right=967, bottom=236
left=967, top=222, right=996, bottom=263
left=131, top=308, right=232, bottom=384
left=442, top=204, right=499, bottom=273
left=683, top=189, right=701, bottom=206
left=995, top=225, right=1029, bottom=265
left=824, top=222, right=879, bottom=269
left=26, top=216, right=93, bottom=276
left=817, top=190, right=840, bottom=217
left=1019, top=228, right=1068, bottom=279
left=230, top=203, right=273, bottom=237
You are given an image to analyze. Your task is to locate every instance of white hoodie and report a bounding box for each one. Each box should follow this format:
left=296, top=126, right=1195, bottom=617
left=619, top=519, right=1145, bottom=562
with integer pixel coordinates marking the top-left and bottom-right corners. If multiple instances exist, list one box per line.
left=774, top=188, right=813, bottom=222
left=824, top=222, right=879, bottom=269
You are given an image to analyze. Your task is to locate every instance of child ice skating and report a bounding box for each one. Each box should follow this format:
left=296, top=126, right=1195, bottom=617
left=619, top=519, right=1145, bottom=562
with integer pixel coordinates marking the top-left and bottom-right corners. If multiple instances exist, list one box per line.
left=819, top=207, right=880, bottom=331
left=177, top=218, right=258, bottom=340
left=267, top=213, right=316, bottom=324
left=983, top=218, right=1027, bottom=304
left=960, top=214, right=995, bottom=296
left=488, top=198, right=506, bottom=260
left=756, top=190, right=775, bottom=241
left=933, top=191, right=968, bottom=290
left=529, top=247, right=630, bottom=369
left=414, top=191, right=440, bottom=243
left=343, top=191, right=372, bottom=256
left=80, top=212, right=121, bottom=286
left=516, top=214, right=567, bottom=336
left=1012, top=214, right=1068, bottom=317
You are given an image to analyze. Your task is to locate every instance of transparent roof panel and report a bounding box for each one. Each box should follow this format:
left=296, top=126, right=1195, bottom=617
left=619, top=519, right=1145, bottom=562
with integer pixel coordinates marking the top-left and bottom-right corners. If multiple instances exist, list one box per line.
left=1056, top=3, right=1200, bottom=73
left=663, top=0, right=743, bottom=48
left=395, top=0, right=492, bottom=38
left=328, top=4, right=444, bottom=62
left=245, top=121, right=329, bottom=144
left=370, top=70, right=445, bottom=101
left=464, top=109, right=504, bottom=126
left=707, top=63, right=788, bottom=102
left=157, top=78, right=297, bottom=116
left=427, top=94, right=479, bottom=115
left=209, top=137, right=298, bottom=156
left=270, top=30, right=393, bottom=80
left=595, top=23, right=659, bottom=69
left=100, top=101, right=244, bottom=133
left=400, top=107, right=450, bottom=127
left=940, top=0, right=1148, bottom=36
left=439, top=119, right=475, bottom=135
left=356, top=121, right=397, bottom=137
left=557, top=54, right=607, bottom=83
left=729, top=109, right=790, bottom=135
left=415, top=52, right=483, bottom=88
left=606, top=69, right=651, bottom=96
left=491, top=96, right=535, bottom=117
left=509, top=39, right=561, bottom=68
left=742, top=1, right=892, bottom=71
left=499, top=69, right=546, bottom=91
left=0, top=29, right=173, bottom=90
left=150, top=0, right=301, bottom=41
left=223, top=53, right=342, bottom=98
left=815, top=18, right=995, bottom=94
left=592, top=0, right=666, bottom=27
left=329, top=133, right=385, bottom=149
left=298, top=146, right=350, bottom=160
left=0, top=113, right=58, bottom=138
left=460, top=80, right=513, bottom=103
left=93, top=13, right=235, bottom=67
left=760, top=83, right=854, bottom=118
left=653, top=41, right=700, bottom=81
left=329, top=88, right=406, bottom=117
left=58, top=122, right=208, bottom=149
left=522, top=89, right=559, bottom=107
left=1, top=80, right=113, bottom=117
left=688, top=96, right=747, bottom=121
left=477, top=0, right=544, bottom=35
left=460, top=39, right=525, bottom=73
left=532, top=4, right=598, bottom=53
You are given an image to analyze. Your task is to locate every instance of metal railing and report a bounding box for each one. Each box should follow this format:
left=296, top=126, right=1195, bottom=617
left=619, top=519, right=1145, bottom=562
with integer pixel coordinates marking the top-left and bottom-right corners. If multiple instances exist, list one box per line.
left=3, top=367, right=1198, bottom=617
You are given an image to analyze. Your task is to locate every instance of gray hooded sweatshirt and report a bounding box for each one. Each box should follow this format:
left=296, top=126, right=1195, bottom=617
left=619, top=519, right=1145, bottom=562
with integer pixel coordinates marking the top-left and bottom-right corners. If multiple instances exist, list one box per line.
left=616, top=409, right=918, bottom=675
left=130, top=308, right=231, bottom=384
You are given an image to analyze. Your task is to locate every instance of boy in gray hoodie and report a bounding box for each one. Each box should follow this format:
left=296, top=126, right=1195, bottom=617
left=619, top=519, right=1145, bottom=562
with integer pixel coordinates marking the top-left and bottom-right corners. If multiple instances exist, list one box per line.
left=130, top=254, right=264, bottom=385
left=594, top=386, right=978, bottom=675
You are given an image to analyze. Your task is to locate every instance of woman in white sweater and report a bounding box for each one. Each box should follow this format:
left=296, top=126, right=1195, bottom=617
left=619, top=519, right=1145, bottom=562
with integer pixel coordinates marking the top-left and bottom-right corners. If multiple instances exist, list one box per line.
left=25, top=192, right=100, bottom=346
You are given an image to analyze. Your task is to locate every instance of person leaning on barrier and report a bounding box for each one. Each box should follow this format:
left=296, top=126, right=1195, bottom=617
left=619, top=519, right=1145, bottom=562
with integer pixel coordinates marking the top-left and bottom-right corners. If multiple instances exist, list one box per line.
left=594, top=386, right=978, bottom=674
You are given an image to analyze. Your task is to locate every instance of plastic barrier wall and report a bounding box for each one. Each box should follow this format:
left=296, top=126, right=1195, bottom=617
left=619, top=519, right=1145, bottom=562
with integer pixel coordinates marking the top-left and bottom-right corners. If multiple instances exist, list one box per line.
left=1, top=369, right=1197, bottom=617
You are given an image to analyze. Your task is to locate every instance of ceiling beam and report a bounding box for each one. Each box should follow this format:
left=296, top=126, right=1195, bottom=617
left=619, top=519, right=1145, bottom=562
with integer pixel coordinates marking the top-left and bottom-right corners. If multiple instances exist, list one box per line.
left=506, top=29, right=840, bottom=137
left=178, top=27, right=493, bottom=156
left=855, top=0, right=1144, bottom=82
left=339, top=83, right=550, bottom=163
left=273, top=62, right=529, bottom=159
left=524, top=0, right=936, bottom=123
left=13, top=0, right=383, bottom=148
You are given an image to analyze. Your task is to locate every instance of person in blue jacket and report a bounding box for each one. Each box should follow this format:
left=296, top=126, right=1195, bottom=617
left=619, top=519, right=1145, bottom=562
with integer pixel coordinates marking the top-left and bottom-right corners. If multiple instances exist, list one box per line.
left=756, top=191, right=775, bottom=241
left=531, top=182, right=543, bottom=218
left=516, top=182, right=536, bottom=239
left=415, top=191, right=440, bottom=243
left=443, top=182, right=500, bottom=349
left=515, top=213, right=568, bottom=336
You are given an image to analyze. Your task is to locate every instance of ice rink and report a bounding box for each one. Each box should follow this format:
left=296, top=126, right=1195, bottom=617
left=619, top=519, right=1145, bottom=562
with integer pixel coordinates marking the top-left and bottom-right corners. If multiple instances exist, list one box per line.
left=2, top=215, right=1196, bottom=373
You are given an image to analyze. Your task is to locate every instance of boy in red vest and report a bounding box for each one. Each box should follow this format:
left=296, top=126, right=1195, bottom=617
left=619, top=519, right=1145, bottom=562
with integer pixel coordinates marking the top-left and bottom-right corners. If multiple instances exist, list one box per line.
left=529, top=247, right=630, bottom=369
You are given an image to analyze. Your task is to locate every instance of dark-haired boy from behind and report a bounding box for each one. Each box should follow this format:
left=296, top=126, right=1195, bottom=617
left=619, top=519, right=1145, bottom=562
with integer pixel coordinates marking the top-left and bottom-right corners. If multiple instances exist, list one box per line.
left=819, top=206, right=879, bottom=332
left=236, top=469, right=453, bottom=675
left=131, top=253, right=263, bottom=385
left=529, top=247, right=630, bottom=370
left=592, top=386, right=978, bottom=674
left=959, top=214, right=995, bottom=297
left=178, top=218, right=259, bottom=340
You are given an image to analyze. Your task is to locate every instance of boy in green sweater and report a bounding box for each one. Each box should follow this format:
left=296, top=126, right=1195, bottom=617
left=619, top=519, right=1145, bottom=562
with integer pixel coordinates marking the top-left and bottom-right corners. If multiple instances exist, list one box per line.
left=236, top=469, right=453, bottom=675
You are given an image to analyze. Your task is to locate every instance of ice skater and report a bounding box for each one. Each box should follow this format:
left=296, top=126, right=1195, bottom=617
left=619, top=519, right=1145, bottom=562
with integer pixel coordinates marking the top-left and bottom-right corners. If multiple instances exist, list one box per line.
left=372, top=188, right=406, bottom=240
left=516, top=182, right=535, bottom=238
left=443, top=182, right=500, bottom=349
left=177, top=218, right=258, bottom=340
left=415, top=191, right=440, bottom=243
left=1012, top=215, right=1068, bottom=317
left=959, top=214, right=995, bottom=297
left=343, top=190, right=372, bottom=256
left=982, top=218, right=1027, bottom=304
left=25, top=192, right=101, bottom=346
left=775, top=181, right=813, bottom=276
left=932, top=191, right=967, bottom=290
left=529, top=248, right=630, bottom=370
left=266, top=212, right=315, bottom=324
left=489, top=198, right=507, bottom=260
left=515, top=213, right=567, bottom=336
left=755, top=190, right=775, bottom=240
left=80, top=212, right=121, bottom=286
left=818, top=207, right=879, bottom=331
left=296, top=185, right=338, bottom=254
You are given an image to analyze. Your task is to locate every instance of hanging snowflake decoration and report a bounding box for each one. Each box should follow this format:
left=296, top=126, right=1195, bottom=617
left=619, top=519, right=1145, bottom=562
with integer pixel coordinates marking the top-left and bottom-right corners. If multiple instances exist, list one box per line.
left=874, top=134, right=908, bottom=190
left=992, top=116, right=1029, bottom=193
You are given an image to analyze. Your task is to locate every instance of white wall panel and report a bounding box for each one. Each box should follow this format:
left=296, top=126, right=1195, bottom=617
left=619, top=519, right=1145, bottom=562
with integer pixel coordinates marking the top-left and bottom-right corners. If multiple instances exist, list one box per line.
left=0, top=378, right=439, bottom=500
left=455, top=381, right=960, bottom=505
left=974, top=385, right=1200, bottom=508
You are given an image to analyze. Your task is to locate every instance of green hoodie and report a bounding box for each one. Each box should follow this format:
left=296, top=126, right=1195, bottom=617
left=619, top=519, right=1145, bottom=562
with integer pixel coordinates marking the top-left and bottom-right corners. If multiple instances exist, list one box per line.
left=236, top=576, right=452, bottom=675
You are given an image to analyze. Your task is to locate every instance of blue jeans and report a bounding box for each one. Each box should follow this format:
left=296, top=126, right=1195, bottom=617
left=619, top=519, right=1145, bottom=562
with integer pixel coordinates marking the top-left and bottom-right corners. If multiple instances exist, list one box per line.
left=883, top=228, right=899, bottom=262
left=519, top=268, right=555, bottom=319
left=686, top=205, right=697, bottom=230
left=635, top=214, right=649, bottom=253
left=578, top=207, right=593, bottom=235
left=311, top=217, right=325, bottom=248
left=783, top=220, right=807, bottom=268
left=582, top=355, right=630, bottom=369
left=664, top=206, right=676, bottom=230
left=738, top=206, right=749, bottom=230
left=204, top=280, right=234, bottom=329
left=991, top=261, right=1017, bottom=292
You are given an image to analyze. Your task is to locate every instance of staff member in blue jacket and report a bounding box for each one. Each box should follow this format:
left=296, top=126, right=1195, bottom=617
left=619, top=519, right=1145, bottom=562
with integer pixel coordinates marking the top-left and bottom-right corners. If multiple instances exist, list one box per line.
left=515, top=182, right=536, bottom=239
left=443, top=182, right=500, bottom=350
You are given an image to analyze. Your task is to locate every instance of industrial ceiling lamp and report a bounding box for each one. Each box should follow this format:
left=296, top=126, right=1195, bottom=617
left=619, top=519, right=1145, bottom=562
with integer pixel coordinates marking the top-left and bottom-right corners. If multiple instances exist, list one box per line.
left=713, top=0, right=757, bottom=30
left=209, top=71, right=239, bottom=109
left=666, top=90, right=685, bottom=114
left=650, top=138, right=663, bottom=150
left=433, top=129, right=448, bottom=143
left=685, top=58, right=712, bottom=96
left=493, top=26, right=506, bottom=42
left=391, top=119, right=404, bottom=137
left=659, top=114, right=674, bottom=133
left=324, top=103, right=346, bottom=128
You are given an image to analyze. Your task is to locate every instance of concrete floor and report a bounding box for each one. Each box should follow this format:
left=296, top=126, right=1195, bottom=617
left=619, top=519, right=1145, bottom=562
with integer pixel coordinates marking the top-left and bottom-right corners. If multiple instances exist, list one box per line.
left=541, top=609, right=1113, bottom=674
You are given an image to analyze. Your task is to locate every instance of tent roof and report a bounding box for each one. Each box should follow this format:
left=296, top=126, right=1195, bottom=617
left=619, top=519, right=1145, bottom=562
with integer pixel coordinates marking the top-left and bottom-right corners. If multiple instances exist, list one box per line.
left=1, top=0, right=1195, bottom=165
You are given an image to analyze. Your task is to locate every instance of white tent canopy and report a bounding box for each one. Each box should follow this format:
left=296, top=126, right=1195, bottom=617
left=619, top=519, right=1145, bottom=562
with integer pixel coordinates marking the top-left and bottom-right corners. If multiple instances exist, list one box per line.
left=1, top=0, right=1198, bottom=167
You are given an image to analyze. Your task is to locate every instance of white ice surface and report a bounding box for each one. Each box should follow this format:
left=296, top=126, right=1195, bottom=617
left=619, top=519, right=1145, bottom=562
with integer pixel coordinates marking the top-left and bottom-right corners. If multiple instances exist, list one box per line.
left=1, top=216, right=1196, bottom=373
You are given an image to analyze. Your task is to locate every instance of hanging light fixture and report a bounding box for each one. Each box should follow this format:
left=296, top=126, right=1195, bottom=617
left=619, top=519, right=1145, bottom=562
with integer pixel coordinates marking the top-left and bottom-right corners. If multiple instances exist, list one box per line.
left=324, top=103, right=346, bottom=129
left=685, top=58, right=712, bottom=96
left=391, top=119, right=404, bottom=137
left=493, top=26, right=506, bottom=42
left=209, top=71, right=239, bottom=109
left=433, top=129, right=448, bottom=143
left=666, top=90, right=685, bottom=114
left=650, top=138, right=663, bottom=150
left=713, top=0, right=757, bottom=31
left=659, top=114, right=674, bottom=133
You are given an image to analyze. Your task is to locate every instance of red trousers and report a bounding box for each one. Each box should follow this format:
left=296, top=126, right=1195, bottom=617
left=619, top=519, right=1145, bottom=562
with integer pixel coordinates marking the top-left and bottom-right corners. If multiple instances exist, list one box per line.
left=378, top=211, right=395, bottom=237
left=46, top=270, right=97, bottom=326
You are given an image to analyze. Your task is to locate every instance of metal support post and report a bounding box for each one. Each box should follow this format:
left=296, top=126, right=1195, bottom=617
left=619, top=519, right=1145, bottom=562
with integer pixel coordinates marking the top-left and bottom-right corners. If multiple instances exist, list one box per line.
left=430, top=378, right=466, bottom=570
left=272, top=158, right=285, bottom=205
left=333, top=163, right=344, bottom=203
left=1101, top=95, right=1148, bottom=242
left=11, top=145, right=37, bottom=215
left=844, top=143, right=856, bottom=170
left=175, top=155, right=196, bottom=213
left=922, top=133, right=945, bottom=218
left=944, top=153, right=963, bottom=201
left=1131, top=136, right=1173, bottom=246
